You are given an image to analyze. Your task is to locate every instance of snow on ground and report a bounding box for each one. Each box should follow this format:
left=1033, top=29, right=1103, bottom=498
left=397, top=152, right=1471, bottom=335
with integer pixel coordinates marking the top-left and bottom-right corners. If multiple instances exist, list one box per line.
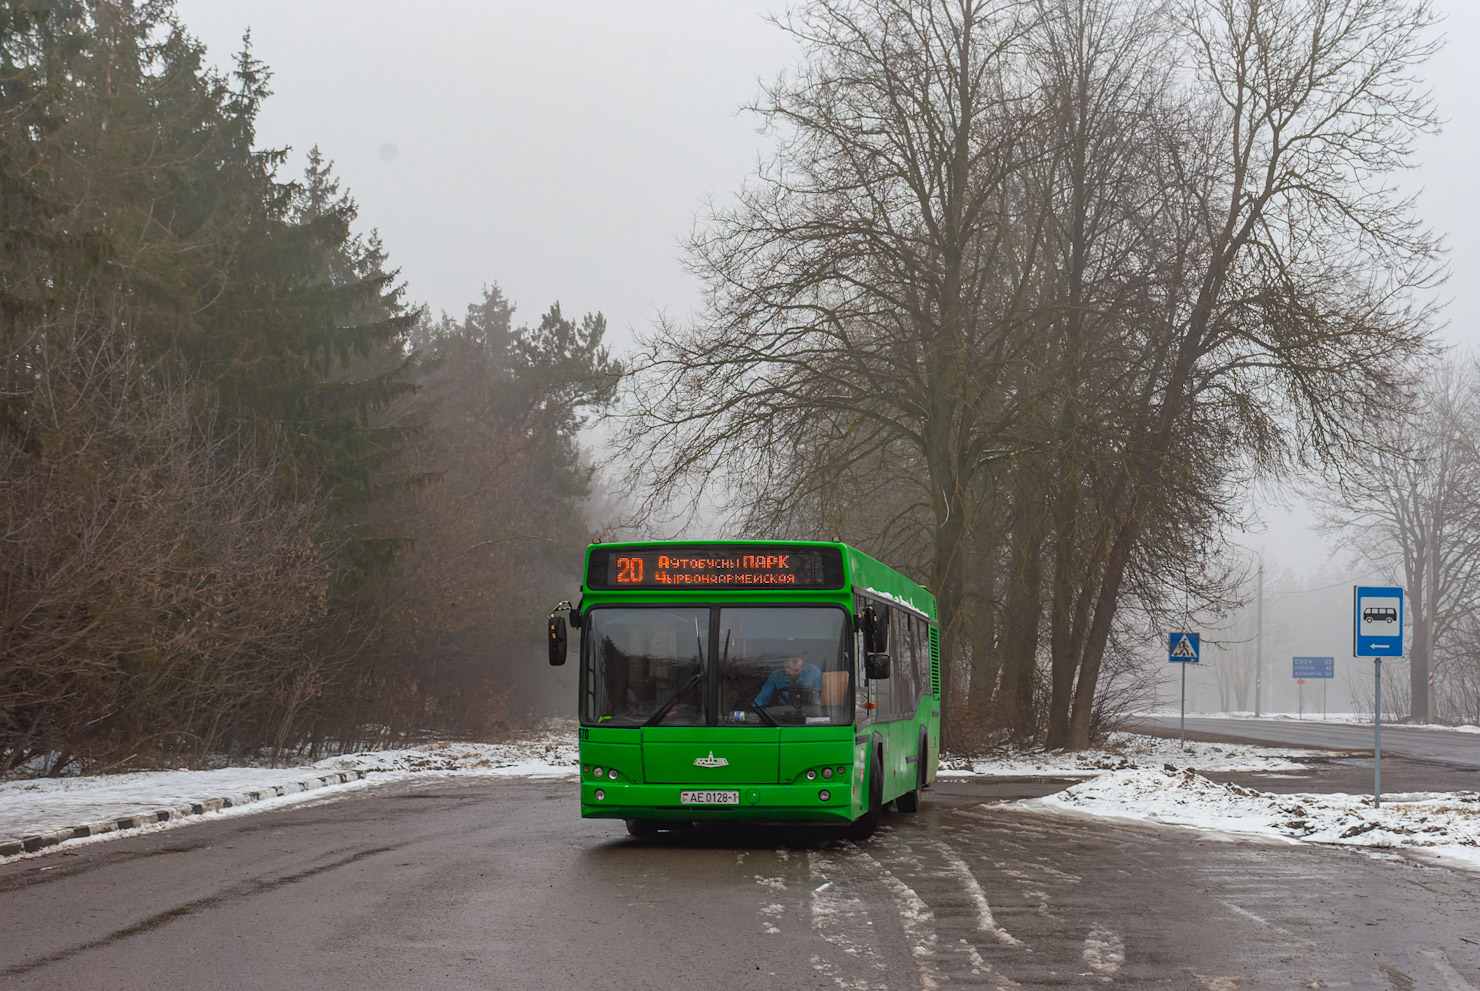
left=4, top=728, right=1479, bottom=874
left=0, top=733, right=577, bottom=861
left=1025, top=765, right=1480, bottom=873
left=937, top=730, right=1319, bottom=777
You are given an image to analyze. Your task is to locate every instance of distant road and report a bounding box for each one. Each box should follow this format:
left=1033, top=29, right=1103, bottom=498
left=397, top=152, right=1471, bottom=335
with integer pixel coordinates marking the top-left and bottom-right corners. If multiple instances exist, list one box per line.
left=1133, top=715, right=1480, bottom=768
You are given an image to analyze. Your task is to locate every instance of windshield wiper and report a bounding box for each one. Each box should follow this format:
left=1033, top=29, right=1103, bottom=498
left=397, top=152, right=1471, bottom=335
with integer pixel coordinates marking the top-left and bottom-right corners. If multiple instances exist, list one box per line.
left=714, top=630, right=775, bottom=727
left=646, top=669, right=703, bottom=727
left=738, top=690, right=777, bottom=727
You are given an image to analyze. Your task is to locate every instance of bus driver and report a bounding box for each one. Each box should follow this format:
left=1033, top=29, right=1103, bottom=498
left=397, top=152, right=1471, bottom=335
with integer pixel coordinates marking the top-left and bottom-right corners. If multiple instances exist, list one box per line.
left=755, top=655, right=823, bottom=706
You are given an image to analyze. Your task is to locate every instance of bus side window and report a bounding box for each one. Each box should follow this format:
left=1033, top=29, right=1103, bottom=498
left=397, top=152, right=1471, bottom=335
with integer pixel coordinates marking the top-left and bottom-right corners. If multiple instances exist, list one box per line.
left=912, top=618, right=931, bottom=700
left=910, top=612, right=926, bottom=708
left=896, top=611, right=915, bottom=713
left=873, top=604, right=895, bottom=716
left=854, top=620, right=873, bottom=725
left=891, top=607, right=915, bottom=716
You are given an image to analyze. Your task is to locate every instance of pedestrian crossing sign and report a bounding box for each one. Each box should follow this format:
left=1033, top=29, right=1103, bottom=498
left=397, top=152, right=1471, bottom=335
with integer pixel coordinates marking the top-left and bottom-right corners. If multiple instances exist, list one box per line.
left=1168, top=632, right=1200, bottom=663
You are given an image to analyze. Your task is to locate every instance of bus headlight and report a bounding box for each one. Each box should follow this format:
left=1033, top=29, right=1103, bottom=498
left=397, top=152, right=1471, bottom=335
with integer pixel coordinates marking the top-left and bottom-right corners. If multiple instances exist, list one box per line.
left=806, top=769, right=817, bottom=780
left=818, top=790, right=831, bottom=802
left=607, top=768, right=618, bottom=780
left=594, top=789, right=606, bottom=801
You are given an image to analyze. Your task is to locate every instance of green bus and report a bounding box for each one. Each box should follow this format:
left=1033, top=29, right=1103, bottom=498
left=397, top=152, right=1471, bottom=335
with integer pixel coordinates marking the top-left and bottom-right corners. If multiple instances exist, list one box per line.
left=547, top=540, right=940, bottom=838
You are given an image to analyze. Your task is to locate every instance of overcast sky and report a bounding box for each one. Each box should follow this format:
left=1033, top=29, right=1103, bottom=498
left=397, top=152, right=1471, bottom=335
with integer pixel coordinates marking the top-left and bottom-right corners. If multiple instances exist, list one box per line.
left=173, top=1, right=798, bottom=337
left=172, top=0, right=1480, bottom=580
left=172, top=1, right=1480, bottom=345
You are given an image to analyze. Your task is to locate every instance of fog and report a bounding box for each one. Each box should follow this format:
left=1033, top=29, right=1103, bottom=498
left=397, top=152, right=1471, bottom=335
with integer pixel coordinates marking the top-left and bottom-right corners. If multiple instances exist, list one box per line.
left=1155, top=571, right=1394, bottom=718
left=173, top=1, right=801, bottom=341
left=170, top=2, right=1480, bottom=723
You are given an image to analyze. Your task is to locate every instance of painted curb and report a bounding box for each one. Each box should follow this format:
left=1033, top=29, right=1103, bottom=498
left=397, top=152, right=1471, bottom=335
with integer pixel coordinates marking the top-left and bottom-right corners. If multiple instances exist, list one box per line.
left=0, top=770, right=368, bottom=858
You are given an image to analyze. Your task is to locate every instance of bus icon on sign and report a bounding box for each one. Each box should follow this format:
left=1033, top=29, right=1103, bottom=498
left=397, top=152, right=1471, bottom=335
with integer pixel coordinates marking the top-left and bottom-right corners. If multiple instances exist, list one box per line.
left=1363, top=607, right=1397, bottom=623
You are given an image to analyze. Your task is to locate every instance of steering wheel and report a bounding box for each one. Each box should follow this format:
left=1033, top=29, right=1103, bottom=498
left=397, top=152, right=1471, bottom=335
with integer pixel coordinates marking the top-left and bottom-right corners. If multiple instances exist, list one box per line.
left=775, top=685, right=817, bottom=708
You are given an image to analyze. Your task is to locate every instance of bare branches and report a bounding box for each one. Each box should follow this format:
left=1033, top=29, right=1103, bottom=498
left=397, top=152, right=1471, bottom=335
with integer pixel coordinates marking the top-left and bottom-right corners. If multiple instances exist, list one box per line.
left=1314, top=353, right=1480, bottom=722
left=610, top=0, right=1441, bottom=749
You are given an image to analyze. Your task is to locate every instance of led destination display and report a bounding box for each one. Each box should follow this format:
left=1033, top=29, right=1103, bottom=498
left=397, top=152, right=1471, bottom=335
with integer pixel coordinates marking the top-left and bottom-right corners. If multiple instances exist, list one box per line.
left=586, top=544, right=844, bottom=591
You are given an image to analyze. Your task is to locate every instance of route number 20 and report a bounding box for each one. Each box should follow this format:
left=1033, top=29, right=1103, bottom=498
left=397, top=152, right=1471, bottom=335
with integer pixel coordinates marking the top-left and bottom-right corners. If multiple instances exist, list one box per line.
left=615, top=557, right=645, bottom=583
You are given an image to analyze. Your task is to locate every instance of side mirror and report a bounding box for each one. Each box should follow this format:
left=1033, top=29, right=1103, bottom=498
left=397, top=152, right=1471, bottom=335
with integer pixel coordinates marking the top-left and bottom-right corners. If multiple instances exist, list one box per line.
left=548, top=615, right=568, bottom=666
left=865, top=652, right=891, bottom=680
left=860, top=604, right=888, bottom=654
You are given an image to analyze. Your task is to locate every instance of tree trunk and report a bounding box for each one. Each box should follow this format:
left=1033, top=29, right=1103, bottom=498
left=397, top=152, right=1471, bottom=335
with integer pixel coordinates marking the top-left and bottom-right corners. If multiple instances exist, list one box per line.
left=1410, top=568, right=1429, bottom=724
left=1045, top=463, right=1093, bottom=748
left=997, top=500, right=1046, bottom=740
left=965, top=575, right=1000, bottom=716
left=931, top=491, right=968, bottom=741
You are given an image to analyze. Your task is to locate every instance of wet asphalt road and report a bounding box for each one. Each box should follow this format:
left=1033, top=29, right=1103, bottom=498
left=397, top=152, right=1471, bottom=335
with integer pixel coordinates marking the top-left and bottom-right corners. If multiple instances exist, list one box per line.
left=2, top=773, right=1478, bottom=990
left=1134, top=716, right=1480, bottom=768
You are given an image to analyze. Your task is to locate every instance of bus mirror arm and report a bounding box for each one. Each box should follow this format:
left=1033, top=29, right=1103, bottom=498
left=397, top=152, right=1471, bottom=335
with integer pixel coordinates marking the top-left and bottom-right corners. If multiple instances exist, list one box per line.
left=860, top=605, right=886, bottom=653
left=865, top=652, right=891, bottom=680
left=553, top=599, right=581, bottom=629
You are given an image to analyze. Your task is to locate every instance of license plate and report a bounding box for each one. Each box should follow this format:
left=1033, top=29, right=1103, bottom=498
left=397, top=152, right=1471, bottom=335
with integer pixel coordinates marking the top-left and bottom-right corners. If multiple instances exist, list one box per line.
left=681, top=790, right=739, bottom=805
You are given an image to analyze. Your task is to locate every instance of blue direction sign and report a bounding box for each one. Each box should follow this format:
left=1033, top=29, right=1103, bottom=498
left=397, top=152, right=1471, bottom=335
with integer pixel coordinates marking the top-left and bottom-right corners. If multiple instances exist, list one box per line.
left=1354, top=586, right=1404, bottom=657
left=1168, top=632, right=1200, bottom=663
left=1293, top=656, right=1335, bottom=679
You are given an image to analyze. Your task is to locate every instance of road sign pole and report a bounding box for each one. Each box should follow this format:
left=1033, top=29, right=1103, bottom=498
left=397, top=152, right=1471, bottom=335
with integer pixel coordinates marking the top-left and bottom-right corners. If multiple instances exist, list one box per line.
left=1323, top=680, right=1327, bottom=721
left=1298, top=681, right=1303, bottom=720
left=1254, top=561, right=1263, bottom=717
left=1374, top=658, right=1382, bottom=810
left=1169, top=632, right=1199, bottom=750
left=1180, top=662, right=1187, bottom=751
left=1354, top=585, right=1402, bottom=808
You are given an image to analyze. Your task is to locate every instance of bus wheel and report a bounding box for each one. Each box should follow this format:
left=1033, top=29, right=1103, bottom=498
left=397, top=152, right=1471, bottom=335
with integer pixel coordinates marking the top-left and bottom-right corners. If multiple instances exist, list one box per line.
left=626, top=819, right=660, bottom=837
left=895, top=737, right=926, bottom=813
left=846, top=749, right=883, bottom=841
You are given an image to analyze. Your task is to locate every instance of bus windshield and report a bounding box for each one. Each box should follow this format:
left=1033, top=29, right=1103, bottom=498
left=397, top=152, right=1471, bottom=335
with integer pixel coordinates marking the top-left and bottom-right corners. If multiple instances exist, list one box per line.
left=719, top=607, right=851, bottom=727
left=582, top=606, right=851, bottom=727
left=584, top=608, right=708, bottom=727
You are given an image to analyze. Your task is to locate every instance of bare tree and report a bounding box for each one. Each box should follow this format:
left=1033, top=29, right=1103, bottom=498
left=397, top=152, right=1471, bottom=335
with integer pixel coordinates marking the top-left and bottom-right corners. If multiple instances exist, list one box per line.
left=1444, top=612, right=1480, bottom=725
left=1317, top=355, right=1480, bottom=722
left=1044, top=0, right=1441, bottom=746
left=613, top=0, right=1441, bottom=748
left=613, top=0, right=1043, bottom=729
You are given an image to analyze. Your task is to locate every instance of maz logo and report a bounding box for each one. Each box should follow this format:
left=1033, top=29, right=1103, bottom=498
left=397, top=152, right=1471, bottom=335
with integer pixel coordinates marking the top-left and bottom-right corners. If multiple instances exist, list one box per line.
left=693, top=751, right=729, bottom=768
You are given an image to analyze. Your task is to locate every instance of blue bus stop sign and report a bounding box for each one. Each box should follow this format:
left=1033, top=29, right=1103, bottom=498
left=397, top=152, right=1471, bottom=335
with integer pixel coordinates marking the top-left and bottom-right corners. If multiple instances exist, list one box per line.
left=1354, top=586, right=1403, bottom=657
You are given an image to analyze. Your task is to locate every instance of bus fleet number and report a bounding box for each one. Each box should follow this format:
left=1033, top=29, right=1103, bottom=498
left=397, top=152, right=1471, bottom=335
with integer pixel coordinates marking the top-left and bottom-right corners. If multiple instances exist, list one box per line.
left=615, top=556, right=645, bottom=584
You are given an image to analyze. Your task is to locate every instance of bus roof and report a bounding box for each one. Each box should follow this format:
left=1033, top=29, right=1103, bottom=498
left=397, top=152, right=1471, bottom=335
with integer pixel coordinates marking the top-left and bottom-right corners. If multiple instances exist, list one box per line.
left=841, top=544, right=937, bottom=619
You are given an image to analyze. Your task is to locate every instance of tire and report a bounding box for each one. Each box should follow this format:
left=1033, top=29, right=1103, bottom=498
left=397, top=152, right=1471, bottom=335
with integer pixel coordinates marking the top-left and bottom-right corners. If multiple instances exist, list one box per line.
left=625, top=819, right=660, bottom=837
left=846, top=748, right=883, bottom=841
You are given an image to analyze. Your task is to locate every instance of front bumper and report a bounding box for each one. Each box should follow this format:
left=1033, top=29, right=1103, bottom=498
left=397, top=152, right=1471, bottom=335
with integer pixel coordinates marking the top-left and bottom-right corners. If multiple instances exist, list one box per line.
left=580, top=779, right=859, bottom=823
